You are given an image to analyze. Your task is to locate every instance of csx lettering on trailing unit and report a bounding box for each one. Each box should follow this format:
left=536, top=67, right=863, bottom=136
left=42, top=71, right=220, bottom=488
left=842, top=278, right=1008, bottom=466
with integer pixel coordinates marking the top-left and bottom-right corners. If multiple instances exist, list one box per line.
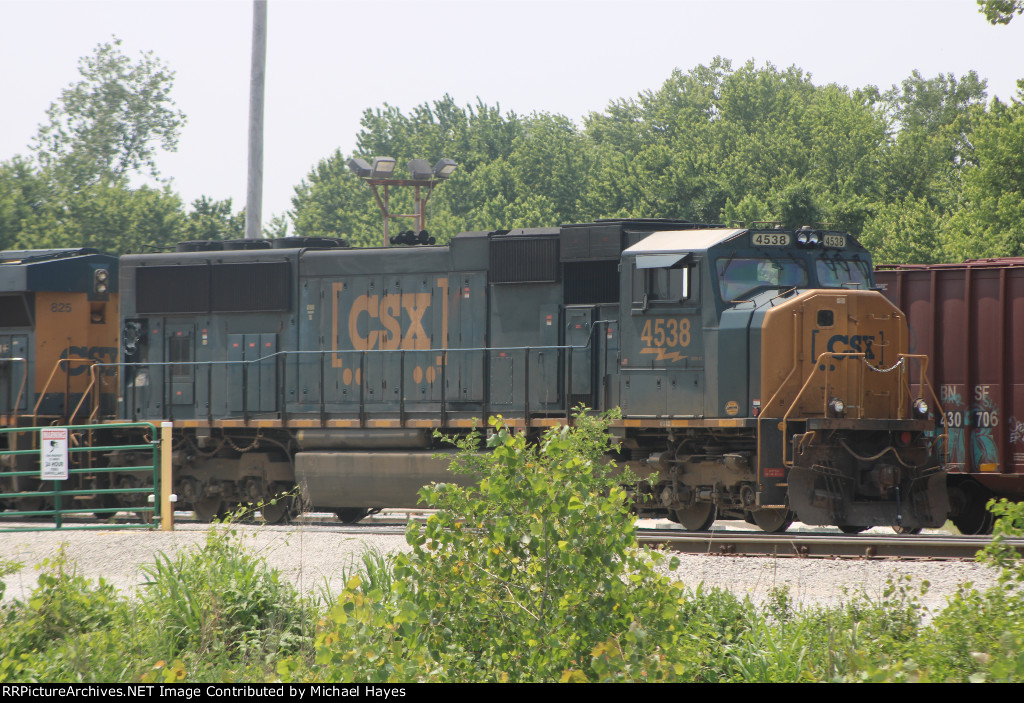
left=347, top=293, right=432, bottom=350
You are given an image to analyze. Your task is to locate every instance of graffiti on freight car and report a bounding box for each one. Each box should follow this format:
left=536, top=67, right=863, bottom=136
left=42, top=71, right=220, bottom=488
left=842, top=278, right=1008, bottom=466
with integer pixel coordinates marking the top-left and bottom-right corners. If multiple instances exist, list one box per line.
left=939, top=384, right=1001, bottom=469
left=1010, top=416, right=1024, bottom=446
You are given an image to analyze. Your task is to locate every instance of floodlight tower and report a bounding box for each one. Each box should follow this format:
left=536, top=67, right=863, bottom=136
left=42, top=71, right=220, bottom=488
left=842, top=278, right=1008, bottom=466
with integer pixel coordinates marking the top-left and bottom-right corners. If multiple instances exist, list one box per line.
left=347, top=157, right=458, bottom=246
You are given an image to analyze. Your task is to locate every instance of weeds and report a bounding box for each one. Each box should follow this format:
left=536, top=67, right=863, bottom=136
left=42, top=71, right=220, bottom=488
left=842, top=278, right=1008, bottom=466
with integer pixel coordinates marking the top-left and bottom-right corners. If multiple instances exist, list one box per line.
left=139, top=525, right=310, bottom=659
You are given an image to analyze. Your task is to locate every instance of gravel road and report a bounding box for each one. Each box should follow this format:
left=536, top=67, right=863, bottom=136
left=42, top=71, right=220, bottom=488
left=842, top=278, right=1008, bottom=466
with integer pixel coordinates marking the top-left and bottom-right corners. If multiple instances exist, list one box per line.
left=0, top=514, right=1000, bottom=615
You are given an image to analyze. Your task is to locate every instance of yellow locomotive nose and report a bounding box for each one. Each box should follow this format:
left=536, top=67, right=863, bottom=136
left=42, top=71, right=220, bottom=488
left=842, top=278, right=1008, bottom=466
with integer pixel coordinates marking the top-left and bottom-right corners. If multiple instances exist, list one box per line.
left=758, top=289, right=947, bottom=530
left=761, top=289, right=911, bottom=422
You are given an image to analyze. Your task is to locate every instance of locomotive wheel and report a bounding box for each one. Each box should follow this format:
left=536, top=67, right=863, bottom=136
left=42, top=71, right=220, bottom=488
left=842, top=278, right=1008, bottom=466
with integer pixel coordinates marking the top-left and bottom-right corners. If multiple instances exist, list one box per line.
left=261, top=494, right=296, bottom=525
left=335, top=508, right=371, bottom=524
left=193, top=496, right=227, bottom=523
left=750, top=508, right=794, bottom=533
left=15, top=496, right=45, bottom=515
left=950, top=482, right=995, bottom=535
left=892, top=525, right=922, bottom=535
left=838, top=525, right=869, bottom=534
left=672, top=502, right=717, bottom=531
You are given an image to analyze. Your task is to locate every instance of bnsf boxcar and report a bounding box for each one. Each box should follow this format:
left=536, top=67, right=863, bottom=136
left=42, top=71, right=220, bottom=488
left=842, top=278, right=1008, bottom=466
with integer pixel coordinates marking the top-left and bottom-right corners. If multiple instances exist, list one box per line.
left=115, top=220, right=947, bottom=531
left=877, top=259, right=1024, bottom=533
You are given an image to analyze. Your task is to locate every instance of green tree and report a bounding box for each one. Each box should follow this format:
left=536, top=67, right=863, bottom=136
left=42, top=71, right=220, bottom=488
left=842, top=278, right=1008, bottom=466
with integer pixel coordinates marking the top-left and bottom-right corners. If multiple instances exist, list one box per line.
left=31, top=37, right=186, bottom=190
left=945, top=87, right=1024, bottom=259
left=182, top=196, right=245, bottom=241
left=859, top=197, right=947, bottom=264
left=0, top=157, right=52, bottom=249
left=978, top=0, right=1024, bottom=24
left=291, top=97, right=535, bottom=246
left=15, top=183, right=184, bottom=254
left=877, top=71, right=987, bottom=213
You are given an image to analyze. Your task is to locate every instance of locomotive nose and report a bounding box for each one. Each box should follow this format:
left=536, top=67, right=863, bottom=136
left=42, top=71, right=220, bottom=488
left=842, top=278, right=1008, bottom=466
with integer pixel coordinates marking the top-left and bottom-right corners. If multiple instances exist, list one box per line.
left=760, top=290, right=909, bottom=421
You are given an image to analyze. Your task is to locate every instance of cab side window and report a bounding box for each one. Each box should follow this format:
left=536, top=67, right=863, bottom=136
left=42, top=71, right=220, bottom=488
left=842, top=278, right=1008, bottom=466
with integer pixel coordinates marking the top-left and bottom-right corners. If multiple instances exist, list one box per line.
left=632, top=262, right=696, bottom=307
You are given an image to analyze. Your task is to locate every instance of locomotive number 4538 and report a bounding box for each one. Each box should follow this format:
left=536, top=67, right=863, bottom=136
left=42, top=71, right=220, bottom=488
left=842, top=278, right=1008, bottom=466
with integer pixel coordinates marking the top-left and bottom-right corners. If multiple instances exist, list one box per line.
left=640, top=317, right=691, bottom=347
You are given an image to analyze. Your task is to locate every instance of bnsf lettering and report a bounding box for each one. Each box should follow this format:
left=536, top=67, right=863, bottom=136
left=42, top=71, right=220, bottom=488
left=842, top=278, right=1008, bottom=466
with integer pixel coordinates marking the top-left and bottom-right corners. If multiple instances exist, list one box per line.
left=348, top=293, right=431, bottom=350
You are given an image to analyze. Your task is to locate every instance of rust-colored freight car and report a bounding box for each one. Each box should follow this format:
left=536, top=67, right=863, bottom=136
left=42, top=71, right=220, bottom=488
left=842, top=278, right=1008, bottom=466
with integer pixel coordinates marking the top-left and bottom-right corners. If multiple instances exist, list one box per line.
left=876, top=259, right=1024, bottom=533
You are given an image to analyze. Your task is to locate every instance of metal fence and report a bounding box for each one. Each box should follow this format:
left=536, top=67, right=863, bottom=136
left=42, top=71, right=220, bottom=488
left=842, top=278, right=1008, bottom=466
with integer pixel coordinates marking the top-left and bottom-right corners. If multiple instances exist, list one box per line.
left=0, top=422, right=160, bottom=532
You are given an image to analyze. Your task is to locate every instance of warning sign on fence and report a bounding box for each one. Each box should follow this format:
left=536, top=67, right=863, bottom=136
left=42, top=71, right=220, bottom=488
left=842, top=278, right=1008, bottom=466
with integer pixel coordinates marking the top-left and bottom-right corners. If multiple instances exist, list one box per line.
left=40, top=428, right=69, bottom=480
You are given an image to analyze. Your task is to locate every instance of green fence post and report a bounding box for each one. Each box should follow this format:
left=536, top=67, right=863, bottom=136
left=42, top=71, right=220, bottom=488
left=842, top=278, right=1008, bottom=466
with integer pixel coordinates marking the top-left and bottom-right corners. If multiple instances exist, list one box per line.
left=53, top=480, right=61, bottom=529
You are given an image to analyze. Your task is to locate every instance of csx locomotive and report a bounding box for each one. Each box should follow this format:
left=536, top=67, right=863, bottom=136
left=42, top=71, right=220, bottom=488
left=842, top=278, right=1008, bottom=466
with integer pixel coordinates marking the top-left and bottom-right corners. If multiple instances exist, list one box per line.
left=0, top=220, right=949, bottom=531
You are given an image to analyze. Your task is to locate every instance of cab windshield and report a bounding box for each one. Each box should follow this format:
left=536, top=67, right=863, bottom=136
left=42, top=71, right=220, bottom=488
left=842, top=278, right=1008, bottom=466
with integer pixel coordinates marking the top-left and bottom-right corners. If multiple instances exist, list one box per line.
left=815, top=257, right=872, bottom=289
left=716, top=257, right=807, bottom=301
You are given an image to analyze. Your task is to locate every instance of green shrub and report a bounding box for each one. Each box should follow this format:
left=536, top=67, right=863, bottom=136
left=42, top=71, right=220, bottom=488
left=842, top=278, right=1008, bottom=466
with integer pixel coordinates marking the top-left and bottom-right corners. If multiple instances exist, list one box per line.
left=139, top=525, right=309, bottom=659
left=0, top=546, right=130, bottom=682
left=311, top=410, right=694, bottom=682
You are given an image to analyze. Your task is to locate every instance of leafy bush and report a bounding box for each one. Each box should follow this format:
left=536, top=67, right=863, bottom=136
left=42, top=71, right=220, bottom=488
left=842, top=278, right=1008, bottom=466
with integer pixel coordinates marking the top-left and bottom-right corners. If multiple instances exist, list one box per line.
left=310, top=411, right=695, bottom=682
left=0, top=546, right=130, bottom=682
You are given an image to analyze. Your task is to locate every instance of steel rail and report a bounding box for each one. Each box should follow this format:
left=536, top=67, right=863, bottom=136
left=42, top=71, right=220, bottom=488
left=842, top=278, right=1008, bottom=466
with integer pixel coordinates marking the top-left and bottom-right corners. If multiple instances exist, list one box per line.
left=636, top=530, right=1024, bottom=560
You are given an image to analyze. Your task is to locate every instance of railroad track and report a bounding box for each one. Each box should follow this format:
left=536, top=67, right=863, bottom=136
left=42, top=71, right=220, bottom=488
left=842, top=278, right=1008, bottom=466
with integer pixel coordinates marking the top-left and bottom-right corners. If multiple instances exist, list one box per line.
left=637, top=529, right=1024, bottom=560
left=4, top=510, right=1022, bottom=561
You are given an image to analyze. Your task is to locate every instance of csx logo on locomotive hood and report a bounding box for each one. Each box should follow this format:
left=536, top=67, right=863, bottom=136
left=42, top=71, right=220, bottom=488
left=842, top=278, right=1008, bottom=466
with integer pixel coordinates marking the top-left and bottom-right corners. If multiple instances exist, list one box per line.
left=346, top=293, right=433, bottom=350
left=826, top=333, right=876, bottom=359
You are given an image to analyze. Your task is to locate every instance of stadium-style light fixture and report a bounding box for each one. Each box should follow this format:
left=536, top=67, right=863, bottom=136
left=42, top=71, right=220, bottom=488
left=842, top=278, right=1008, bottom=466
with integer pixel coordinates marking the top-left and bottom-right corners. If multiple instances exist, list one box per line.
left=348, top=155, right=457, bottom=246
left=347, top=158, right=372, bottom=177
left=433, top=158, right=457, bottom=179
left=407, top=159, right=433, bottom=180
left=370, top=156, right=397, bottom=178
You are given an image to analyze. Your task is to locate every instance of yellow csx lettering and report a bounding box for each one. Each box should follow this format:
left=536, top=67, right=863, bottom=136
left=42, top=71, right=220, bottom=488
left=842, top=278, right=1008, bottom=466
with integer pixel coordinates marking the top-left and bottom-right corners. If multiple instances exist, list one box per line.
left=348, top=293, right=431, bottom=350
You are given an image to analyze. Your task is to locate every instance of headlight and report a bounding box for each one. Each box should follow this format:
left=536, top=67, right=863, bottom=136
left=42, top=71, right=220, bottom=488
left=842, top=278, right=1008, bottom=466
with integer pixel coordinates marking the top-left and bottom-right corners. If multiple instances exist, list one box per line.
left=913, top=398, right=929, bottom=418
left=829, top=397, right=845, bottom=416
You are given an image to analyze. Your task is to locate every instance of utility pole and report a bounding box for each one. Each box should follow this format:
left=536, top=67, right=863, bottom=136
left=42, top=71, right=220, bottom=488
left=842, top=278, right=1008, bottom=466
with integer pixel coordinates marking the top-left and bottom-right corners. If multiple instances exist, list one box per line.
left=245, top=0, right=267, bottom=239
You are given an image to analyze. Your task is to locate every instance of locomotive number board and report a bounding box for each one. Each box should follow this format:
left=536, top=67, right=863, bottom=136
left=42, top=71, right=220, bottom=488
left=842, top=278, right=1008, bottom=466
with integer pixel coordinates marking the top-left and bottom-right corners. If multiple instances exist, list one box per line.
left=751, top=232, right=790, bottom=247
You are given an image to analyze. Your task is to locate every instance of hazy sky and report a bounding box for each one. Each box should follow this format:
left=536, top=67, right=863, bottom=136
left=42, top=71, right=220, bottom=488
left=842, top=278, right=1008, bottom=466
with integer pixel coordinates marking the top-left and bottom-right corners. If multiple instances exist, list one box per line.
left=2, top=0, right=1022, bottom=225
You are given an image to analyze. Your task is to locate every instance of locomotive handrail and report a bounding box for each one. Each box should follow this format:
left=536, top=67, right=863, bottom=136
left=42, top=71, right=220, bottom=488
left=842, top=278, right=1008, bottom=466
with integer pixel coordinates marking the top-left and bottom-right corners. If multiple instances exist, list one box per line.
left=894, top=353, right=948, bottom=465
left=33, top=356, right=94, bottom=428
left=0, top=357, right=28, bottom=421
left=68, top=363, right=101, bottom=427
left=774, top=351, right=947, bottom=469
left=92, top=338, right=599, bottom=427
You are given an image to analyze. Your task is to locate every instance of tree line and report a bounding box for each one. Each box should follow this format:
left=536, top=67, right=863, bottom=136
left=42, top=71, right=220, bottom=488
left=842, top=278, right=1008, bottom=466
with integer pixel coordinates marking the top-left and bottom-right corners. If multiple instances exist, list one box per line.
left=3, top=35, right=1023, bottom=265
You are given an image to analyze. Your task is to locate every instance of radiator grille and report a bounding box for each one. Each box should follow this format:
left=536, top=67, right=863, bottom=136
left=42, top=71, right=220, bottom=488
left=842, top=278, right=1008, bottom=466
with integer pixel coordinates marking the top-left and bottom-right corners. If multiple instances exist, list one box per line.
left=489, top=238, right=559, bottom=284
left=136, top=266, right=210, bottom=314
left=211, top=262, right=290, bottom=312
left=563, top=261, right=620, bottom=304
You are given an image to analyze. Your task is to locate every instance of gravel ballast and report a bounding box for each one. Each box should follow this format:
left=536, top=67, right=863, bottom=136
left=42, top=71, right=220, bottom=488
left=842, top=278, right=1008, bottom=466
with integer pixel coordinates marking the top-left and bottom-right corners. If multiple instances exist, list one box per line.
left=0, top=517, right=1001, bottom=614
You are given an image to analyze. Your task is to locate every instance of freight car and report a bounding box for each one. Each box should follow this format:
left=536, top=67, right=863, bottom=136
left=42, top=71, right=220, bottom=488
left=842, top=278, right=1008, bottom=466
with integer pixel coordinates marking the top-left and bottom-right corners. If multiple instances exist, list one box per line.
left=876, top=258, right=1024, bottom=534
left=0, top=248, right=121, bottom=513
left=105, top=220, right=947, bottom=531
